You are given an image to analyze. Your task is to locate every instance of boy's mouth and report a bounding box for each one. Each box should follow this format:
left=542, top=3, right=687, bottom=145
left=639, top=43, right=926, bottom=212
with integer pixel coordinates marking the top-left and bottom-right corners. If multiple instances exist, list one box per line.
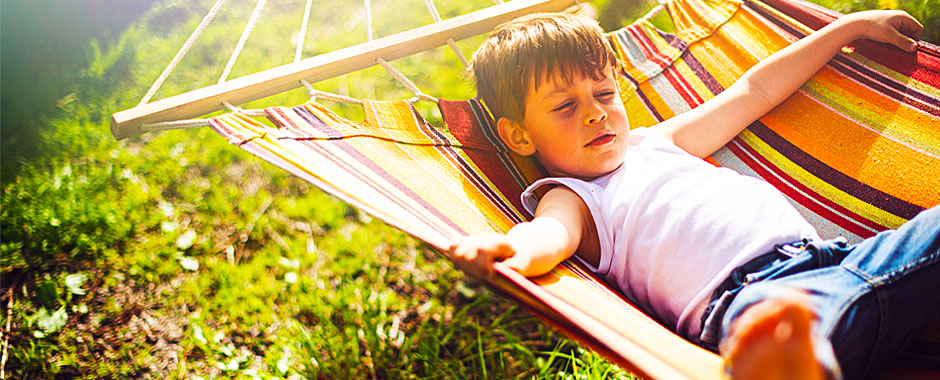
left=585, top=131, right=616, bottom=147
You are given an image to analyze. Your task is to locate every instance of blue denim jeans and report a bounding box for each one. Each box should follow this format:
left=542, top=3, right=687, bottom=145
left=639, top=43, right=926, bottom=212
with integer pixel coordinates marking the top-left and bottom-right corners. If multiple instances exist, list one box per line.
left=698, top=205, right=940, bottom=380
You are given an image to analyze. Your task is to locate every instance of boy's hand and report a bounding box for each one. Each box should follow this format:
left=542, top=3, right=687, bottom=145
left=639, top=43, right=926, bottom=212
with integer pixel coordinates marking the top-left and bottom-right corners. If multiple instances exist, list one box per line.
left=448, top=233, right=528, bottom=280
left=847, top=10, right=924, bottom=52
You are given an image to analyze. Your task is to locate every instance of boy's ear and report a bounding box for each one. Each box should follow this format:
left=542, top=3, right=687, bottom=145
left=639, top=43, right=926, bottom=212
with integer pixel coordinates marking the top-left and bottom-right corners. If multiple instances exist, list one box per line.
left=496, top=117, right=536, bottom=156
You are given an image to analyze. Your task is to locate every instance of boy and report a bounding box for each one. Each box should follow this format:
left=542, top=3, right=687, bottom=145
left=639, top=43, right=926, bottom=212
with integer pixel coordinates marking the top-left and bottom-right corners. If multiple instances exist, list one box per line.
left=450, top=6, right=937, bottom=380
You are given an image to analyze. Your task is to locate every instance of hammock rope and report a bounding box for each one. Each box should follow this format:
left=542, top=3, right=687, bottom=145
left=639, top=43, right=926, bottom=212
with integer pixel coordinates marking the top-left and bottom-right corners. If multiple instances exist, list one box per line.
left=301, top=78, right=364, bottom=104
left=365, top=0, right=375, bottom=41
left=138, top=101, right=265, bottom=133
left=219, top=0, right=268, bottom=84
left=295, top=0, right=314, bottom=63
left=637, top=0, right=667, bottom=24
left=295, top=0, right=364, bottom=105
left=132, top=0, right=529, bottom=134
left=222, top=101, right=242, bottom=112
left=376, top=57, right=438, bottom=104
left=294, top=0, right=313, bottom=62
left=422, top=0, right=472, bottom=67
left=139, top=0, right=228, bottom=106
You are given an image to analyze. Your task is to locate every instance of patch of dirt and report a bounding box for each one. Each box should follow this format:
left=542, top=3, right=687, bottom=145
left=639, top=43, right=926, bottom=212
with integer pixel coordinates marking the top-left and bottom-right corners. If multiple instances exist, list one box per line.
left=4, top=268, right=196, bottom=379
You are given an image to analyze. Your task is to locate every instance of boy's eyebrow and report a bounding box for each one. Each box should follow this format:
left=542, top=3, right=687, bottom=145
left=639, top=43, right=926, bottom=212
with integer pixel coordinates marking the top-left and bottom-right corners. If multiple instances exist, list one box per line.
left=542, top=87, right=570, bottom=98
left=538, top=75, right=614, bottom=100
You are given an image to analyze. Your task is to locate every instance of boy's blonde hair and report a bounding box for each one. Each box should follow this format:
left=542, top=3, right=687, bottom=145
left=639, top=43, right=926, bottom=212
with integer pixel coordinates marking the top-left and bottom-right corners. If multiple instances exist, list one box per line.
left=470, top=9, right=617, bottom=122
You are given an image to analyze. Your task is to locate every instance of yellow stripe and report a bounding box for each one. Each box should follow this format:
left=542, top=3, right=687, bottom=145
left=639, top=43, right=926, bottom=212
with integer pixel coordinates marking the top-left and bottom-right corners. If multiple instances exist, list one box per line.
left=738, top=129, right=909, bottom=228
left=805, top=69, right=940, bottom=157
left=844, top=52, right=940, bottom=99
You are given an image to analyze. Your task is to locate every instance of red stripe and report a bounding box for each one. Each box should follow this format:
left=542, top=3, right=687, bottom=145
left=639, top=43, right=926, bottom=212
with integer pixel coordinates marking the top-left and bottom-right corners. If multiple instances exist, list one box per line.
left=762, top=0, right=940, bottom=90
left=727, top=139, right=881, bottom=238
left=625, top=26, right=672, bottom=71
left=661, top=67, right=702, bottom=108
left=664, top=66, right=706, bottom=107
left=422, top=100, right=525, bottom=224
left=625, top=27, right=705, bottom=107
left=852, top=40, right=940, bottom=92
left=441, top=99, right=534, bottom=221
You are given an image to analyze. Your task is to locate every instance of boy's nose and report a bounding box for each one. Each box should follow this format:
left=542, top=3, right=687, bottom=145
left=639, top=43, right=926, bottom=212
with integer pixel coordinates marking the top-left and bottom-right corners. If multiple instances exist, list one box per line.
left=584, top=103, right=608, bottom=125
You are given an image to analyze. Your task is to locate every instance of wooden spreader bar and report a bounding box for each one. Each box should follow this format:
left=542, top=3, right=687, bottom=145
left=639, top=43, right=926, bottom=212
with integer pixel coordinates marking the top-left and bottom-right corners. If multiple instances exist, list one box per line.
left=111, top=0, right=580, bottom=139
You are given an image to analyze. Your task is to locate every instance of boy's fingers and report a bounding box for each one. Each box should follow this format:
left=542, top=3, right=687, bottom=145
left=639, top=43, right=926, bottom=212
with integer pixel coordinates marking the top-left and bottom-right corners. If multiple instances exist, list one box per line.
left=898, top=14, right=925, bottom=39
left=447, top=238, right=460, bottom=252
left=501, top=256, right=525, bottom=273
left=448, top=234, right=518, bottom=280
left=898, top=35, right=918, bottom=52
left=892, top=13, right=923, bottom=50
left=491, top=241, right=516, bottom=259
left=883, top=26, right=918, bottom=52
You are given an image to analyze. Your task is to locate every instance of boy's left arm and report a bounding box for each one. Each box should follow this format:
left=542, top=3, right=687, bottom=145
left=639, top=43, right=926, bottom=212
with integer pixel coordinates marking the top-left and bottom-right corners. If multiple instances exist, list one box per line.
left=652, top=10, right=924, bottom=158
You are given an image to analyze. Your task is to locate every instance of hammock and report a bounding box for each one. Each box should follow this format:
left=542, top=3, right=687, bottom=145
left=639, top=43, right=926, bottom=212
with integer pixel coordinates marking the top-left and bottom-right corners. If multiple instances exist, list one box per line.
left=116, top=0, right=940, bottom=378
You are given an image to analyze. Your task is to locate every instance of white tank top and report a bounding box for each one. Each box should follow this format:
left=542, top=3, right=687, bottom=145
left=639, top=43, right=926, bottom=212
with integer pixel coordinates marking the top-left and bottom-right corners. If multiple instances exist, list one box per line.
left=521, top=127, right=819, bottom=339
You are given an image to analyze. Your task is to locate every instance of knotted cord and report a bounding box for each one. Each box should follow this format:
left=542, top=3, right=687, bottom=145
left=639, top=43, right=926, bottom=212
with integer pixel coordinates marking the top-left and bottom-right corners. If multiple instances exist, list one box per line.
left=296, top=0, right=364, bottom=105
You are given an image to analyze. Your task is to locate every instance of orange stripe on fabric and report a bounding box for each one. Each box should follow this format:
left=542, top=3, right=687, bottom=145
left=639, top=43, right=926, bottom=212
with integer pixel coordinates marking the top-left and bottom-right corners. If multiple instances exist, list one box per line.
left=685, top=36, right=752, bottom=89
left=217, top=113, right=445, bottom=241
left=668, top=0, right=741, bottom=44
left=805, top=67, right=940, bottom=157
left=635, top=81, right=679, bottom=120
left=761, top=103, right=940, bottom=209
left=262, top=123, right=463, bottom=239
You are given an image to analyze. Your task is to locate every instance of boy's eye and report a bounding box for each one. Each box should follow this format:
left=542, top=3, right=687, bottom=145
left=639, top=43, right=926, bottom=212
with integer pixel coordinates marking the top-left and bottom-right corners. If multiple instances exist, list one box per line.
left=553, top=102, right=574, bottom=112
left=596, top=90, right=616, bottom=99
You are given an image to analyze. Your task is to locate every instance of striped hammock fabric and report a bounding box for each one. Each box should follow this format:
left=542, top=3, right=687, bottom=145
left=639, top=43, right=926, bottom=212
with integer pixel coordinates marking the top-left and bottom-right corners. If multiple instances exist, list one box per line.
left=208, top=0, right=940, bottom=378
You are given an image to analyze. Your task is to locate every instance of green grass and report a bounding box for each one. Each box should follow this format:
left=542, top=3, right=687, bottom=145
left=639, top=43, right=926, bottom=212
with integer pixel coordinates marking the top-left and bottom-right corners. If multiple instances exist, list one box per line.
left=1, top=0, right=938, bottom=378
left=0, top=0, right=639, bottom=378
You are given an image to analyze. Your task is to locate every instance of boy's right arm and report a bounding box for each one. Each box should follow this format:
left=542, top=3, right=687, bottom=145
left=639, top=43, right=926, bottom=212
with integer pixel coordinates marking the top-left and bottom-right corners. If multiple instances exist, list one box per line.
left=652, top=10, right=923, bottom=159
left=448, top=186, right=589, bottom=280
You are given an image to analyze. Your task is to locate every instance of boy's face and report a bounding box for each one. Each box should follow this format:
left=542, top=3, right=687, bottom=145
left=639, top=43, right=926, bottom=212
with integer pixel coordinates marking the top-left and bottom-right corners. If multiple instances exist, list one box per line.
left=520, top=65, right=629, bottom=180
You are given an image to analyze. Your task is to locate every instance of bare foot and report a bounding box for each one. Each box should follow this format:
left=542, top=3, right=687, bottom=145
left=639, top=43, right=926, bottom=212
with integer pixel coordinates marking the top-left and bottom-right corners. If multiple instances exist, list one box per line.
left=721, top=295, right=825, bottom=380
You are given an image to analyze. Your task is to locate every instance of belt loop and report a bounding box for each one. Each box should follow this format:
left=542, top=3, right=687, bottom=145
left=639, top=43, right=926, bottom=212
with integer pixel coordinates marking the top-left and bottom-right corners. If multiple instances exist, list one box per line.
left=806, top=236, right=851, bottom=266
left=776, top=238, right=810, bottom=258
